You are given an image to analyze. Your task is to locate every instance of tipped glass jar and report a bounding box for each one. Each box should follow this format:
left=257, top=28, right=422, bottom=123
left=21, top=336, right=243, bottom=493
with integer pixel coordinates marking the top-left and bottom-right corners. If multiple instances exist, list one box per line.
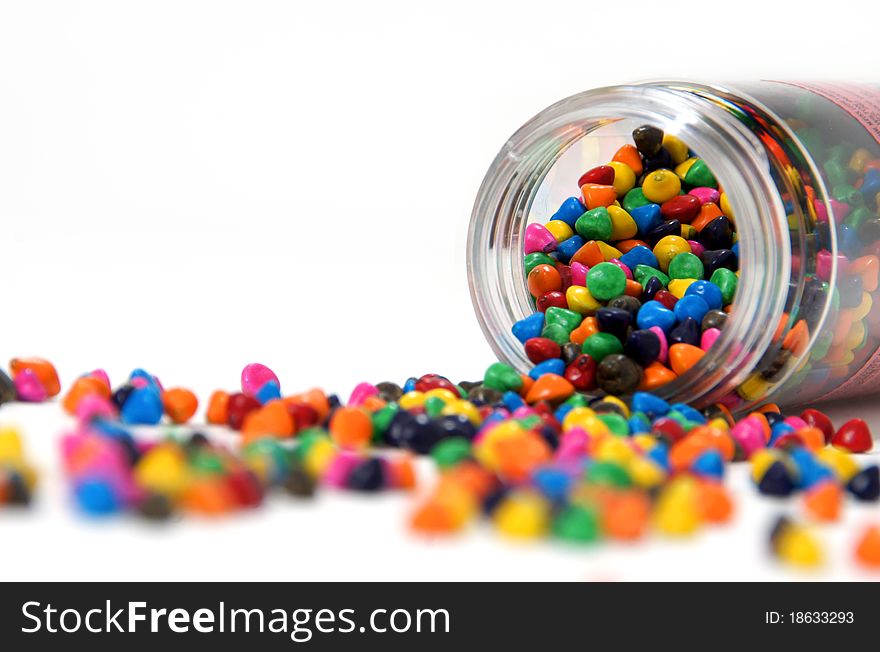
left=467, top=81, right=880, bottom=412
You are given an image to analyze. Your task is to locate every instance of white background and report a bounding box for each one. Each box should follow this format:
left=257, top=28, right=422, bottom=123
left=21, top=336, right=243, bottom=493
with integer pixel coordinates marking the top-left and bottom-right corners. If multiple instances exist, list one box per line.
left=1, top=0, right=879, bottom=580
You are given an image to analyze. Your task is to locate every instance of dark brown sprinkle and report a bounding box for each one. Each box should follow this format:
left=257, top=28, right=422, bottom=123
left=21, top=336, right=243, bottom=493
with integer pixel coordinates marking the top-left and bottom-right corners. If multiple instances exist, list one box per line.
left=5, top=471, right=31, bottom=506
left=284, top=465, right=316, bottom=498
left=0, top=369, right=16, bottom=404
left=760, top=348, right=792, bottom=381
left=467, top=386, right=503, bottom=406
left=701, top=309, right=728, bottom=331
left=184, top=432, right=210, bottom=452
left=138, top=493, right=174, bottom=520
left=596, top=354, right=643, bottom=395
left=632, top=124, right=664, bottom=158
left=607, top=295, right=641, bottom=319
left=375, top=381, right=404, bottom=402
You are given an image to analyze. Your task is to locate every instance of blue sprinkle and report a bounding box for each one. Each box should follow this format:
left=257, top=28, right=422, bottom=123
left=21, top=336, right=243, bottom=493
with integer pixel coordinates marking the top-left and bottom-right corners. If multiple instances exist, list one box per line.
left=692, top=450, right=725, bottom=479
left=129, top=368, right=161, bottom=392
left=636, top=300, right=677, bottom=332
left=532, top=466, right=572, bottom=502
left=647, top=443, right=670, bottom=471
left=862, top=168, right=880, bottom=206
left=555, top=235, right=585, bottom=263
left=669, top=403, right=706, bottom=424
left=619, top=245, right=659, bottom=271
left=685, top=280, right=723, bottom=310
left=403, top=377, right=417, bottom=393
left=673, top=295, right=710, bottom=323
left=789, top=448, right=833, bottom=489
left=120, top=387, right=163, bottom=425
left=768, top=422, right=796, bottom=446
left=502, top=391, right=525, bottom=412
left=529, top=358, right=565, bottom=379
left=630, top=203, right=662, bottom=236
left=75, top=478, right=121, bottom=516
left=837, top=223, right=862, bottom=258
left=551, top=197, right=587, bottom=227
left=512, top=312, right=545, bottom=344
left=255, top=380, right=282, bottom=405
left=628, top=412, right=652, bottom=435
left=555, top=403, right=574, bottom=423
left=632, top=392, right=670, bottom=419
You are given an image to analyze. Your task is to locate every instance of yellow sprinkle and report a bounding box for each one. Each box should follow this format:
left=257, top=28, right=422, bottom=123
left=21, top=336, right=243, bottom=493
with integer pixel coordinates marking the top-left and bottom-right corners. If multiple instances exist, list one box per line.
left=607, top=161, right=636, bottom=196
left=566, top=285, right=601, bottom=315
left=424, top=388, right=458, bottom=403
left=545, top=220, right=574, bottom=243
left=662, top=133, right=690, bottom=165
left=777, top=527, right=824, bottom=568
left=607, top=205, right=638, bottom=240
left=399, top=391, right=426, bottom=410
left=597, top=241, right=623, bottom=261
left=667, top=278, right=697, bottom=299
left=675, top=157, right=698, bottom=179
left=493, top=491, right=549, bottom=539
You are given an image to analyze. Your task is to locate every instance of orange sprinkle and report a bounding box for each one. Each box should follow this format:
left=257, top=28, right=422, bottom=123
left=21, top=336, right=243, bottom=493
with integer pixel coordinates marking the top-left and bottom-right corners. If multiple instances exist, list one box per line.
left=206, top=390, right=230, bottom=425
left=668, top=343, right=705, bottom=375
left=611, top=144, right=643, bottom=177
left=329, top=406, right=373, bottom=449
left=162, top=387, right=199, bottom=424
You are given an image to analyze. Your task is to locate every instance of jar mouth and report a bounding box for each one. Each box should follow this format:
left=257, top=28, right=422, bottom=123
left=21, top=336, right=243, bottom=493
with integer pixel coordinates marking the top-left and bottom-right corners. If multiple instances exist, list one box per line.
left=467, top=83, right=831, bottom=409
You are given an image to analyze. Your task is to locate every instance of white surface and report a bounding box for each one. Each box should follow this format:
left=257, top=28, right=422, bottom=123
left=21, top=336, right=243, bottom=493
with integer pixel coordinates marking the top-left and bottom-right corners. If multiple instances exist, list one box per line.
left=1, top=399, right=879, bottom=581
left=1, top=1, right=879, bottom=581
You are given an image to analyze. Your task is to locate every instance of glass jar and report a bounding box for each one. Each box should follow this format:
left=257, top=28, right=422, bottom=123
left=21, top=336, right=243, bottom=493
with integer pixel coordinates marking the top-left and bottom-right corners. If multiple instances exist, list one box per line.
left=467, top=81, right=880, bottom=412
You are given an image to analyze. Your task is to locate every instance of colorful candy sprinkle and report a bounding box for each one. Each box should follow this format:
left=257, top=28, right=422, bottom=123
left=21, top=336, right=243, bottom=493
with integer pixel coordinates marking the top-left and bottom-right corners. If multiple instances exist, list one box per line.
left=0, top=426, right=37, bottom=506
left=517, top=126, right=738, bottom=396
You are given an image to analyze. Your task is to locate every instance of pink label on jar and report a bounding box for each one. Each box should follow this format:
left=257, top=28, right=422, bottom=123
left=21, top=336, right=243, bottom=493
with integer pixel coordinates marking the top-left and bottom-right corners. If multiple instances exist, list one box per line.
left=775, top=82, right=880, bottom=142
left=770, top=82, right=880, bottom=403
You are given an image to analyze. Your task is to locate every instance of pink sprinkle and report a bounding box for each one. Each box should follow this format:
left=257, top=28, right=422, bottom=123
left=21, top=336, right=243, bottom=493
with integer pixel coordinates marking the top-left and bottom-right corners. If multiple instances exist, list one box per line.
left=555, top=428, right=588, bottom=460
left=241, top=363, right=280, bottom=397
left=816, top=249, right=849, bottom=281
left=784, top=416, right=809, bottom=430
left=570, top=261, right=589, bottom=287
left=717, top=392, right=742, bottom=410
left=524, top=223, right=557, bottom=255
left=689, top=187, right=720, bottom=205
left=649, top=326, right=668, bottom=363
left=700, top=327, right=721, bottom=351
left=813, top=199, right=828, bottom=223
left=731, top=417, right=765, bottom=458
left=828, top=198, right=851, bottom=221
left=322, top=451, right=359, bottom=488
left=512, top=406, right=537, bottom=419
left=13, top=368, right=48, bottom=402
left=75, top=394, right=117, bottom=422
left=687, top=240, right=705, bottom=257
left=348, top=382, right=378, bottom=407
